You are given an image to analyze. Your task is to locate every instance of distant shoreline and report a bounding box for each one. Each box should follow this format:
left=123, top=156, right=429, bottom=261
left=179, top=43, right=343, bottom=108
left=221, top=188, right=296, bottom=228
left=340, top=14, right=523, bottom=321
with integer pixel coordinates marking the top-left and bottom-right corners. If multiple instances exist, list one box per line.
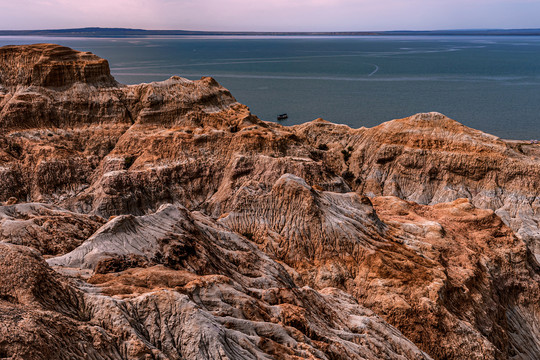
left=1, top=27, right=540, bottom=37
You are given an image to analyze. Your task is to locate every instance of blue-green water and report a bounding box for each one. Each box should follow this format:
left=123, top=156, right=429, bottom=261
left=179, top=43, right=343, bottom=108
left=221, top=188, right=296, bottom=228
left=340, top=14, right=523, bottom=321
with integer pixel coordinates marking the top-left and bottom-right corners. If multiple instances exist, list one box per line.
left=1, top=35, right=539, bottom=139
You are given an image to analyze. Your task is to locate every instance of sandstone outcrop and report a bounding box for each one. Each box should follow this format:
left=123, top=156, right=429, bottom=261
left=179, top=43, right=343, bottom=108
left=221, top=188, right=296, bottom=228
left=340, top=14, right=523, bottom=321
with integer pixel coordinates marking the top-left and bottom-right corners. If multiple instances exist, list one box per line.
left=294, top=113, right=540, bottom=257
left=0, top=43, right=117, bottom=89
left=1, top=43, right=540, bottom=359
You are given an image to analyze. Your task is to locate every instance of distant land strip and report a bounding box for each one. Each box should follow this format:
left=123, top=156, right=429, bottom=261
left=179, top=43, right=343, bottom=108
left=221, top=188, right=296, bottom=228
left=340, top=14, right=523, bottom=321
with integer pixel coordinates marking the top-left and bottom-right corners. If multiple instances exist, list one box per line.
left=1, top=27, right=540, bottom=37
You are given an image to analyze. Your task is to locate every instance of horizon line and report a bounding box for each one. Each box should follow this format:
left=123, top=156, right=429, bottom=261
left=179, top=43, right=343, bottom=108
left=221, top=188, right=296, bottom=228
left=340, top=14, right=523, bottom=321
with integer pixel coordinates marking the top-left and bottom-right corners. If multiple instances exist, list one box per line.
left=1, top=26, right=540, bottom=34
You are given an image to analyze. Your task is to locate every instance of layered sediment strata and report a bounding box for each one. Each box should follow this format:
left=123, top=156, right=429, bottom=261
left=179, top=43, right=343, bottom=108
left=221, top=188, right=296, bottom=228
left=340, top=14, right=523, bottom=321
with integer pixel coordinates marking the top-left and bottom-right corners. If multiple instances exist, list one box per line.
left=0, top=43, right=117, bottom=88
left=1, top=43, right=540, bottom=359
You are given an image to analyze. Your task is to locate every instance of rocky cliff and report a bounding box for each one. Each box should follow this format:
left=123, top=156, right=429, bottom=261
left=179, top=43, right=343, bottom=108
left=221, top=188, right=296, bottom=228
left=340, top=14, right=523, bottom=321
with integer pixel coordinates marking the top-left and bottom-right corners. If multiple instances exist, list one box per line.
left=1, top=44, right=540, bottom=360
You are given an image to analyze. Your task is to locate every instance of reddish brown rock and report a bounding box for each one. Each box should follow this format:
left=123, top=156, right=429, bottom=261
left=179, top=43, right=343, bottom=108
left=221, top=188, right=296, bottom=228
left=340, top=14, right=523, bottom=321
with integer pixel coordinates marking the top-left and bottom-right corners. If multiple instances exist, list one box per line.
left=294, top=112, right=540, bottom=255
left=0, top=43, right=117, bottom=89
left=2, top=44, right=540, bottom=359
left=0, top=243, right=123, bottom=360
left=93, top=254, right=149, bottom=274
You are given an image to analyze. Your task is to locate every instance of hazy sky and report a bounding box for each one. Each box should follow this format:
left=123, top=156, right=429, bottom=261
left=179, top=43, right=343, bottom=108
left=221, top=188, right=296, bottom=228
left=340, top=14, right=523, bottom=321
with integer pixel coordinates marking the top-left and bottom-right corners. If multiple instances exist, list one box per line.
left=1, top=0, right=539, bottom=31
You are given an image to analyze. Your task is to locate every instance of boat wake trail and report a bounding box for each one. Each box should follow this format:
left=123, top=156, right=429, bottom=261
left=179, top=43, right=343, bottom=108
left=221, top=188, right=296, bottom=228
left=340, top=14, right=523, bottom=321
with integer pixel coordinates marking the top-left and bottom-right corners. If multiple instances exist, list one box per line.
left=368, top=64, right=379, bottom=77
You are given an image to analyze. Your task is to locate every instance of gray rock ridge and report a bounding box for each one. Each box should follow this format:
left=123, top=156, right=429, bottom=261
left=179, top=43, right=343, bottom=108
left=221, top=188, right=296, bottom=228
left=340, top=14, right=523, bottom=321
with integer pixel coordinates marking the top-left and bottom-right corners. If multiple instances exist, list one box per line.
left=0, top=202, right=104, bottom=255
left=1, top=205, right=431, bottom=359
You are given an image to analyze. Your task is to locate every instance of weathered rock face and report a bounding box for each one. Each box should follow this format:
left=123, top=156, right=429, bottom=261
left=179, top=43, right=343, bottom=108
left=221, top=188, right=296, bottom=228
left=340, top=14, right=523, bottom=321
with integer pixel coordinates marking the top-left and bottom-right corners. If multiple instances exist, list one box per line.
left=0, top=44, right=235, bottom=131
left=370, top=197, right=540, bottom=359
left=1, top=210, right=432, bottom=360
left=210, top=172, right=540, bottom=359
left=0, top=43, right=117, bottom=89
left=0, top=203, right=104, bottom=255
left=1, top=43, right=540, bottom=359
left=294, top=113, right=540, bottom=257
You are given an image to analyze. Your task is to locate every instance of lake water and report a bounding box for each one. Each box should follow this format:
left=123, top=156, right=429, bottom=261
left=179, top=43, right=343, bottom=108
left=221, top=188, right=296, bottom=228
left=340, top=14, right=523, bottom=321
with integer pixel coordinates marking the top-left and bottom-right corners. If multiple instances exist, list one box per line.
left=1, top=35, right=539, bottom=139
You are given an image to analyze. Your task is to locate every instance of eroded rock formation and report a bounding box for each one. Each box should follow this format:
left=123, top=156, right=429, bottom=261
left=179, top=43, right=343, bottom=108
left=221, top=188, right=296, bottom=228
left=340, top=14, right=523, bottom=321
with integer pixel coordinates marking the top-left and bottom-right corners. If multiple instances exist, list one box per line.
left=1, top=43, right=540, bottom=359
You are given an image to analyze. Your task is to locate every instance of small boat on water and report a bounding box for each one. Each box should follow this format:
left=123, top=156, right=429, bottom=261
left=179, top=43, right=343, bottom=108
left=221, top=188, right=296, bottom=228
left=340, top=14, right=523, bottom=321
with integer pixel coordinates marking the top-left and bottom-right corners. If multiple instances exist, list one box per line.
left=277, top=113, right=288, bottom=121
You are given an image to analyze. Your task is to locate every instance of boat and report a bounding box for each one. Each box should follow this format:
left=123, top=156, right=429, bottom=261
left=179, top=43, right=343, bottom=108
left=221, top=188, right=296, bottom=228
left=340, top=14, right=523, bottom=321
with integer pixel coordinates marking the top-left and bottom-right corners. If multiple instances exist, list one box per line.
left=277, top=113, right=288, bottom=121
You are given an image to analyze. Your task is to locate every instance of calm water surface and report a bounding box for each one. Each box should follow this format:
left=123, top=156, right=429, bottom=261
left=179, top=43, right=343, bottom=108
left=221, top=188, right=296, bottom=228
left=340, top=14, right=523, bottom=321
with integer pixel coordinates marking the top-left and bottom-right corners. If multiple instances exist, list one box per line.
left=1, top=35, right=539, bottom=139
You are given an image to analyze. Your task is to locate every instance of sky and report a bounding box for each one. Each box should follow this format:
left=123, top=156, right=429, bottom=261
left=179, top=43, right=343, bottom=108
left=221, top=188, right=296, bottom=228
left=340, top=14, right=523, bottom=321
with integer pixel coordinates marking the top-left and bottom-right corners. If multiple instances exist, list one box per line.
left=1, top=0, right=539, bottom=31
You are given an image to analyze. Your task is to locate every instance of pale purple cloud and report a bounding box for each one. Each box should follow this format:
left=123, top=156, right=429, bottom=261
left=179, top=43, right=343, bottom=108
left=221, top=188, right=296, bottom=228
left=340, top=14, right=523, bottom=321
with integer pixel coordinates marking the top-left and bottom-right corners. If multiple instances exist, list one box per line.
left=0, top=0, right=539, bottom=31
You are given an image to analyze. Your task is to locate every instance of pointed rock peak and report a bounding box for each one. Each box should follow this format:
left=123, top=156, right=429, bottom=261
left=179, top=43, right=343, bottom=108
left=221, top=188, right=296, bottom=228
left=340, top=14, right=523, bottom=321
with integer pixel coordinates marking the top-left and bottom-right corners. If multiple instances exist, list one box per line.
left=400, top=112, right=463, bottom=128
left=312, top=117, right=329, bottom=123
left=374, top=111, right=490, bottom=138
left=0, top=43, right=118, bottom=88
left=410, top=112, right=449, bottom=121
left=274, top=173, right=312, bottom=191
left=199, top=76, right=220, bottom=86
